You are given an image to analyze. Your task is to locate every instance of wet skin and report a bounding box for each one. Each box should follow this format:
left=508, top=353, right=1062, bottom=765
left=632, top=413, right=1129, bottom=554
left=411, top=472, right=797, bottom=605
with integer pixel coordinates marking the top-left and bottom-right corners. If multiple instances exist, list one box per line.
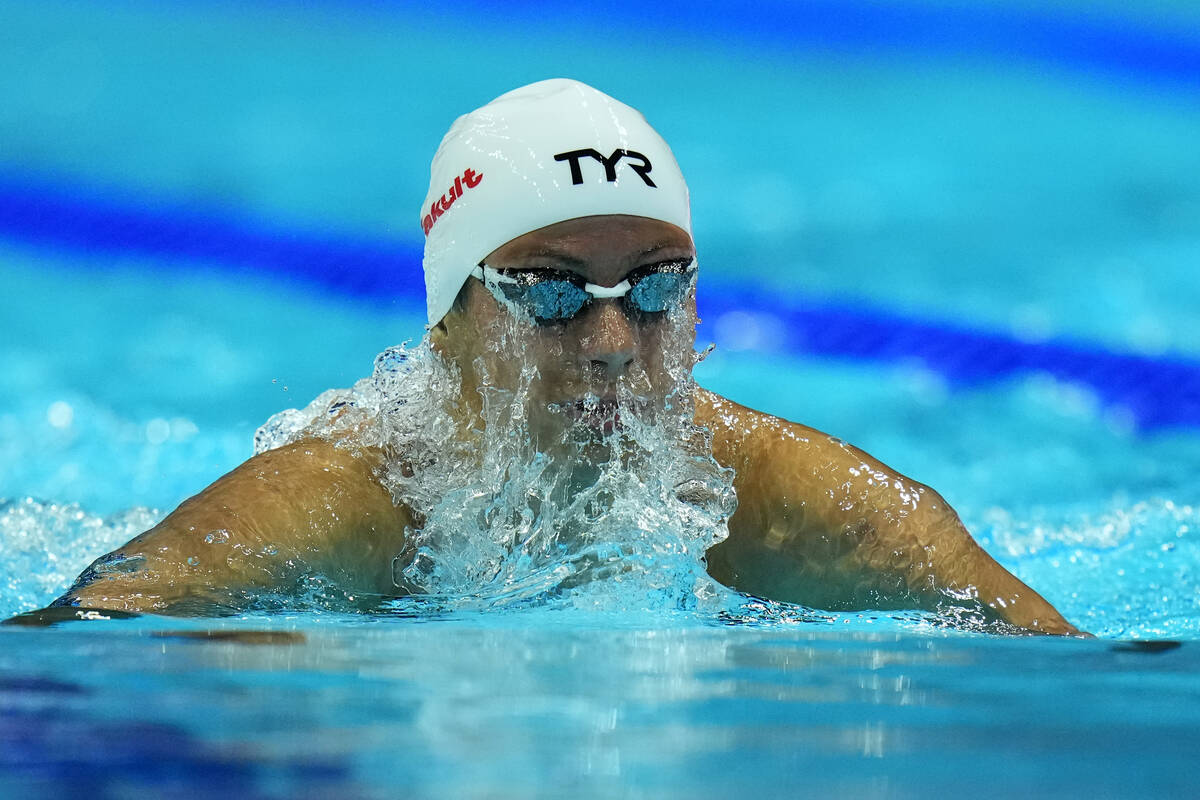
left=430, top=214, right=696, bottom=449
left=42, top=215, right=1082, bottom=635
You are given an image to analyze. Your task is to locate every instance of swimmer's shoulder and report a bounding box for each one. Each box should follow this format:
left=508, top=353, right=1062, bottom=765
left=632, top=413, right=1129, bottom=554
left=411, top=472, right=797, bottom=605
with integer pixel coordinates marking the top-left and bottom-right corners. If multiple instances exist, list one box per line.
left=48, top=436, right=416, bottom=615
left=694, top=386, right=897, bottom=491
left=695, top=387, right=833, bottom=466
left=270, top=435, right=417, bottom=512
left=695, top=386, right=956, bottom=530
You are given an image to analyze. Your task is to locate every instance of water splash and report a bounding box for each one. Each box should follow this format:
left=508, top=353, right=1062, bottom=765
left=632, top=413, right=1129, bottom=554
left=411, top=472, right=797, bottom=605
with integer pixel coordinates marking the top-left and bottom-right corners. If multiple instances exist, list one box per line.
left=256, top=300, right=739, bottom=614
left=0, top=498, right=160, bottom=614
left=973, top=498, right=1200, bottom=638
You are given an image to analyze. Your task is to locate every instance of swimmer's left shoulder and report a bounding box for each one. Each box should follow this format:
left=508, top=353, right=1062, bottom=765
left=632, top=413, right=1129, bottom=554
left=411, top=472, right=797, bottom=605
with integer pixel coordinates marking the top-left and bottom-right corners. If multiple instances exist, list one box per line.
left=694, top=387, right=881, bottom=483
left=694, top=387, right=822, bottom=444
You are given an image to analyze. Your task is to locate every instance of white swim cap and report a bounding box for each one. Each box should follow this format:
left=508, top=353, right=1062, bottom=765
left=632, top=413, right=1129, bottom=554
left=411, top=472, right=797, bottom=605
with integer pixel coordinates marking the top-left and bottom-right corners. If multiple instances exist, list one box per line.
left=420, top=78, right=693, bottom=325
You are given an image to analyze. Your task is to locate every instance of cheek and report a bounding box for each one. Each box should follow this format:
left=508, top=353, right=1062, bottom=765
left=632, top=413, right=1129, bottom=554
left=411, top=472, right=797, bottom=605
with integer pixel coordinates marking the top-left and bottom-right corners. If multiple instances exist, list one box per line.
left=523, top=327, right=564, bottom=366
left=634, top=327, right=665, bottom=365
left=537, top=330, right=568, bottom=360
left=466, top=317, right=535, bottom=388
left=643, top=314, right=696, bottom=366
left=514, top=329, right=570, bottom=392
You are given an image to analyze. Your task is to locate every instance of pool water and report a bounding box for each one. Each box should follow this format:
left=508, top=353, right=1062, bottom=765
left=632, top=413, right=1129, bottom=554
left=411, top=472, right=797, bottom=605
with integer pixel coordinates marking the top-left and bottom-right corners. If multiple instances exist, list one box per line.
left=3, top=615, right=1198, bottom=799
left=4, top=0, right=1200, bottom=796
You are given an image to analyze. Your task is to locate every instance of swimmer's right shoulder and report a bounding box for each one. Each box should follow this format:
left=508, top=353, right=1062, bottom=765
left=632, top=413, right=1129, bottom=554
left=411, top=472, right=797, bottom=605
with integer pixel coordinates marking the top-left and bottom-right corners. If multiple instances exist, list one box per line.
left=46, top=436, right=416, bottom=615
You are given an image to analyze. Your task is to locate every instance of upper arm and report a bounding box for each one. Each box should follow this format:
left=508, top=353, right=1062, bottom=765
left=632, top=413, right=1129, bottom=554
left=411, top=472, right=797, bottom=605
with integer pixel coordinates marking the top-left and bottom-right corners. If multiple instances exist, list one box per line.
left=700, top=392, right=946, bottom=609
left=57, top=438, right=413, bottom=614
left=697, top=390, right=1080, bottom=634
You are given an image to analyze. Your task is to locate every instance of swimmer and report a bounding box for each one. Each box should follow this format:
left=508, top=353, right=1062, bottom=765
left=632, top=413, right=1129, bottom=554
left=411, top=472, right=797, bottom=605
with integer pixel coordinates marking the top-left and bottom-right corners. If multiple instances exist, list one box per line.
left=38, top=79, right=1081, bottom=634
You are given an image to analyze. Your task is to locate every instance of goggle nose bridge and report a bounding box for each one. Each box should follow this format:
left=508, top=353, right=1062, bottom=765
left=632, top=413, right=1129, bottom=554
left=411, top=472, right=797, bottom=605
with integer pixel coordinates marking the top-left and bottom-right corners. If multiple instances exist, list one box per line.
left=581, top=279, right=633, bottom=299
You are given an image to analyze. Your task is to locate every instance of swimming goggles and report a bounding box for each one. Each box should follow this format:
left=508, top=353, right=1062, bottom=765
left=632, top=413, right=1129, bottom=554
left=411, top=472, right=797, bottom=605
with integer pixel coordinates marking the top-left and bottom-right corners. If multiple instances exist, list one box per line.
left=470, top=259, right=696, bottom=324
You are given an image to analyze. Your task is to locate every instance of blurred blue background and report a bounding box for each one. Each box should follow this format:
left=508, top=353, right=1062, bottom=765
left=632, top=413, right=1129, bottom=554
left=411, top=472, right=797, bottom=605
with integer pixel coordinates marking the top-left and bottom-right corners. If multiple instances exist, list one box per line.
left=2, top=0, right=1200, bottom=519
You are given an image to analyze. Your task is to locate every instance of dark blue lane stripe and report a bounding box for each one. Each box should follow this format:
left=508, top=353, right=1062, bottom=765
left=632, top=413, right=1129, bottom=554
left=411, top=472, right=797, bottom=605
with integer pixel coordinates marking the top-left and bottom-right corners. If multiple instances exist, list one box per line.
left=0, top=172, right=423, bottom=301
left=3, top=173, right=1199, bottom=432
left=696, top=288, right=1200, bottom=433
left=318, top=0, right=1200, bottom=91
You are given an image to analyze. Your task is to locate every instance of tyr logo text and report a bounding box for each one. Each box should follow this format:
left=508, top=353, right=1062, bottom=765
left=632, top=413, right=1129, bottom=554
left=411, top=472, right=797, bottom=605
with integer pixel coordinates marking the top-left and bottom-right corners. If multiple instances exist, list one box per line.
left=553, top=149, right=656, bottom=188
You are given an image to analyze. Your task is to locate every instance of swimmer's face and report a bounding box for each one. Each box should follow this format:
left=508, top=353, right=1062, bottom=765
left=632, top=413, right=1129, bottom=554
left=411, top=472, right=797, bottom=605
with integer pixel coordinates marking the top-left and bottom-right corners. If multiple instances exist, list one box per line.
left=435, top=214, right=697, bottom=443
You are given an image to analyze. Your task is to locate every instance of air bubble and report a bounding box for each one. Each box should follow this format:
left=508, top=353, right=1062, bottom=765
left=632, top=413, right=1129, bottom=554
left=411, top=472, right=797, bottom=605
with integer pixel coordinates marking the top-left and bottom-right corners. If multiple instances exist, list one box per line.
left=146, top=418, right=170, bottom=445
left=204, top=529, right=230, bottom=545
left=47, top=401, right=74, bottom=429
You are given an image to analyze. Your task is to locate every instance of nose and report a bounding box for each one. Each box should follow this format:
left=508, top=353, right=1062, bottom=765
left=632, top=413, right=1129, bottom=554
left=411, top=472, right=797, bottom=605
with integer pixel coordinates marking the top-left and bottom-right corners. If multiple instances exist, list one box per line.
left=577, top=300, right=635, bottom=381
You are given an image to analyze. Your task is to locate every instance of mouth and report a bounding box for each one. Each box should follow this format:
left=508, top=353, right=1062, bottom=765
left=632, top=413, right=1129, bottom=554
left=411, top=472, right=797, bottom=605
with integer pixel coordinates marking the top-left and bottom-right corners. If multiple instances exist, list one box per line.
left=562, top=396, right=622, bottom=435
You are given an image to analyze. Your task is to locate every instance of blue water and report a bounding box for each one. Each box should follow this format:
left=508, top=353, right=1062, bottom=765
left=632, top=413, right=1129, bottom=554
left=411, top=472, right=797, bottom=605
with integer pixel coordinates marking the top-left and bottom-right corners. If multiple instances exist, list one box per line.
left=3, top=0, right=1200, bottom=796
left=4, top=615, right=1199, bottom=799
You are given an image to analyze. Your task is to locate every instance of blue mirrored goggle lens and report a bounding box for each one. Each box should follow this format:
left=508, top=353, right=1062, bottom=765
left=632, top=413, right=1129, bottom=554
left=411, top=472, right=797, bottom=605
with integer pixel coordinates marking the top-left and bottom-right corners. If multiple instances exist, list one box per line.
left=627, top=271, right=691, bottom=313
left=500, top=279, right=590, bottom=321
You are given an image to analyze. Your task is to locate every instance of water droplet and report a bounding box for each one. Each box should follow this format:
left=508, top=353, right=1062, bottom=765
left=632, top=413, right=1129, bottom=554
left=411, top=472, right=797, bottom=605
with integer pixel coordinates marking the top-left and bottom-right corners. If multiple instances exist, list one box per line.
left=146, top=418, right=170, bottom=445
left=47, top=401, right=74, bottom=429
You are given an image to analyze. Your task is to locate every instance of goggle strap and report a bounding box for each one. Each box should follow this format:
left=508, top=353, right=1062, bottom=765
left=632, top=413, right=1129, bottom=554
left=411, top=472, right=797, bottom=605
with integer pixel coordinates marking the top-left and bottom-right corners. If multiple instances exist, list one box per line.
left=470, top=266, right=527, bottom=318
